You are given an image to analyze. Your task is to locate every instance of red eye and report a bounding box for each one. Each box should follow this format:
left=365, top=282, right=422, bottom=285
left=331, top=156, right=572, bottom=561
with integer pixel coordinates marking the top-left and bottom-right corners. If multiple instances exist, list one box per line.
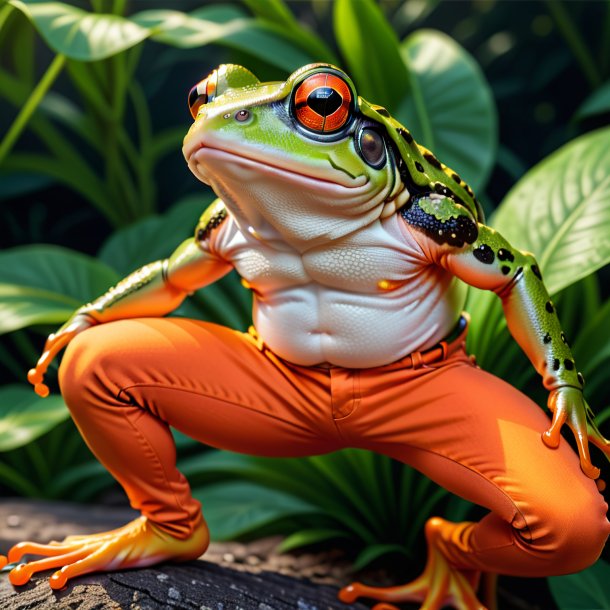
left=188, top=71, right=218, bottom=119
left=293, top=73, right=352, bottom=133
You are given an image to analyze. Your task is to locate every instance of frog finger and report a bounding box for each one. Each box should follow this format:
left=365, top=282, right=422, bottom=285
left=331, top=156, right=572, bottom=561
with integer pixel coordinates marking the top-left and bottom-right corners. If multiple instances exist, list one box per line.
left=588, top=423, right=610, bottom=456
left=542, top=407, right=567, bottom=449
left=567, top=416, right=601, bottom=479
left=27, top=332, right=76, bottom=395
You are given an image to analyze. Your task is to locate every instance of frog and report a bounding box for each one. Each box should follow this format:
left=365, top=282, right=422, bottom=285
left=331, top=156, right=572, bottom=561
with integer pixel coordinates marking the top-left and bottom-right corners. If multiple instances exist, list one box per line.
left=2, top=63, right=609, bottom=610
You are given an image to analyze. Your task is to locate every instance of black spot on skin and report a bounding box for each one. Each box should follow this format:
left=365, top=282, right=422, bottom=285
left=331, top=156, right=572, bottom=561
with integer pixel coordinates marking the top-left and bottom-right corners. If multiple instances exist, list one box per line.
left=560, top=332, right=568, bottom=344
left=473, top=244, right=494, bottom=264
left=501, top=265, right=511, bottom=275
left=465, top=185, right=474, bottom=197
left=401, top=198, right=478, bottom=247
left=545, top=301, right=554, bottom=314
left=543, top=333, right=552, bottom=344
left=424, top=153, right=442, bottom=170
left=434, top=182, right=451, bottom=196
left=553, top=358, right=560, bottom=371
left=415, top=161, right=425, bottom=173
left=397, top=128, right=413, bottom=144
left=196, top=207, right=228, bottom=242
left=577, top=372, right=585, bottom=386
left=376, top=107, right=390, bottom=117
left=451, top=173, right=461, bottom=184
left=564, top=359, right=574, bottom=370
left=531, top=264, right=542, bottom=280
left=513, top=266, right=524, bottom=280
left=497, top=249, right=515, bottom=262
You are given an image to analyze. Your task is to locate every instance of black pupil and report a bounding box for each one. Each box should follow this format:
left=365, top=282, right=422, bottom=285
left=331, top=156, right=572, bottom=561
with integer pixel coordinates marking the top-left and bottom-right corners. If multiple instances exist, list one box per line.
left=359, top=129, right=385, bottom=167
left=307, top=87, right=342, bottom=116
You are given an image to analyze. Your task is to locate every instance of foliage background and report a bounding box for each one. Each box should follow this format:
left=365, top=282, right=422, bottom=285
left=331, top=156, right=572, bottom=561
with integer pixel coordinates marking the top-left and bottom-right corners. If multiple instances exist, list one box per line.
left=1, top=1, right=610, bottom=608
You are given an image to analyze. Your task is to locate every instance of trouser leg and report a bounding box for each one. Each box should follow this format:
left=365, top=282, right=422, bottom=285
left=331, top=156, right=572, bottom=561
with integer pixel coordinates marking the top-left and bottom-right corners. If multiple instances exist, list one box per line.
left=342, top=348, right=610, bottom=577
left=59, top=318, right=338, bottom=538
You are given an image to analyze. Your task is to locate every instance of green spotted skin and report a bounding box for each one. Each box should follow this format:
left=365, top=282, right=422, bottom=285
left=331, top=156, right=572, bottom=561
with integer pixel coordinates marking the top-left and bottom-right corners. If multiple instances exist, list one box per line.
left=195, top=200, right=228, bottom=244
left=359, top=99, right=484, bottom=223
left=401, top=197, right=583, bottom=392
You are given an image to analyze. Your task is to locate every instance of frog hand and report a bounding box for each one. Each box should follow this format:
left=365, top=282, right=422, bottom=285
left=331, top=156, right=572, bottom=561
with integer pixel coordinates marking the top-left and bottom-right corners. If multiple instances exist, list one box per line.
left=542, top=386, right=604, bottom=480
left=27, top=313, right=96, bottom=398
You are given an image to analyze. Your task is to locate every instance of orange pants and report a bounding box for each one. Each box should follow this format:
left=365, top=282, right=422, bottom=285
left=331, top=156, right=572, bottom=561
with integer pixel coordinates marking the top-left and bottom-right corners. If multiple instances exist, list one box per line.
left=58, top=317, right=609, bottom=577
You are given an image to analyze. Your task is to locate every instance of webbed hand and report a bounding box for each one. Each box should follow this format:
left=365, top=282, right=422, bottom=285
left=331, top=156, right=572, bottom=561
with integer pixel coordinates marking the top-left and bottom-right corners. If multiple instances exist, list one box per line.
left=27, top=313, right=96, bottom=398
left=542, top=386, right=608, bottom=480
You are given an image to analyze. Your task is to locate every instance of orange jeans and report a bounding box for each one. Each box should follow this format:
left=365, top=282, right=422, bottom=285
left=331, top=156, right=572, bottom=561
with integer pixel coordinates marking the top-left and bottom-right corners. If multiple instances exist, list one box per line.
left=58, top=316, right=609, bottom=577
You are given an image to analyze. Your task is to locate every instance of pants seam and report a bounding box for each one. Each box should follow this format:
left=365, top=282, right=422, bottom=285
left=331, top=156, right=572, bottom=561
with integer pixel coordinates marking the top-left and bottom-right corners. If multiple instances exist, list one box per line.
left=118, top=382, right=320, bottom=438
left=392, top=443, right=532, bottom=546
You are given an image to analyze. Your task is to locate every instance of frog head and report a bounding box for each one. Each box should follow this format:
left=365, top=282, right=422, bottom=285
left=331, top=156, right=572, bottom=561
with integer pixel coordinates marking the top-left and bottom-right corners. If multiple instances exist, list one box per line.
left=182, top=64, right=410, bottom=248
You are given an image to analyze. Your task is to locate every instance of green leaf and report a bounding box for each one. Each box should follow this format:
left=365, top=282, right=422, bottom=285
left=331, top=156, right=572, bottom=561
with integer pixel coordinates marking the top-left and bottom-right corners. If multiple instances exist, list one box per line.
left=133, top=8, right=318, bottom=72
left=242, top=0, right=296, bottom=29
left=575, top=80, right=610, bottom=121
left=10, top=1, right=150, bottom=61
left=98, top=195, right=207, bottom=276
left=132, top=9, right=251, bottom=48
left=399, top=29, right=497, bottom=192
left=0, top=384, right=69, bottom=451
left=548, top=559, right=610, bottom=609
left=277, top=527, right=351, bottom=553
left=572, top=297, right=610, bottom=400
left=492, top=127, right=610, bottom=295
left=192, top=481, right=319, bottom=540
left=351, top=543, right=409, bottom=572
left=0, top=245, right=119, bottom=334
left=334, top=0, right=410, bottom=112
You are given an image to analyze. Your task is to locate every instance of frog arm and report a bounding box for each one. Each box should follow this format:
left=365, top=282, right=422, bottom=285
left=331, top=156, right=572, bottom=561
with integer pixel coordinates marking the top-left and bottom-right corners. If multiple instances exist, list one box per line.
left=76, top=201, right=232, bottom=324
left=28, top=201, right=232, bottom=397
left=402, top=194, right=605, bottom=478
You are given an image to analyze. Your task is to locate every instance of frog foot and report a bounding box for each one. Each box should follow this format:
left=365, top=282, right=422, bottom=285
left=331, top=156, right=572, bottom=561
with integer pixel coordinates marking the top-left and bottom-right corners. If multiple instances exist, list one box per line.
left=338, top=517, right=488, bottom=610
left=1, top=515, right=209, bottom=590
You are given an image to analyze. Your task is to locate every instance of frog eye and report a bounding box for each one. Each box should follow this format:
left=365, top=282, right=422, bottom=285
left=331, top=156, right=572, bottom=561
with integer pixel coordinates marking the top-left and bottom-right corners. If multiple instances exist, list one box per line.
left=356, top=127, right=386, bottom=168
left=188, top=71, right=218, bottom=119
left=293, top=72, right=352, bottom=133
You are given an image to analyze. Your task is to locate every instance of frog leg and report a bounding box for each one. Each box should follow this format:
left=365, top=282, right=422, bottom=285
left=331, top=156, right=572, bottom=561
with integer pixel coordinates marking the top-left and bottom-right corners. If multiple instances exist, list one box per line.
left=339, top=518, right=489, bottom=610
left=1, top=516, right=209, bottom=589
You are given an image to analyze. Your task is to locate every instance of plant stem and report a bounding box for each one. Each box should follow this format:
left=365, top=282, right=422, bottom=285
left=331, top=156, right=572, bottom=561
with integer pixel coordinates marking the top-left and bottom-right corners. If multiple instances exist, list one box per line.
left=545, top=0, right=601, bottom=88
left=600, top=0, right=610, bottom=77
left=0, top=54, right=66, bottom=167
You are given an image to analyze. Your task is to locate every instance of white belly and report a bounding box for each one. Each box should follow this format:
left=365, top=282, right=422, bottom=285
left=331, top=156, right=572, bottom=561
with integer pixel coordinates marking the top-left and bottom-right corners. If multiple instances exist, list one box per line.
left=217, top=214, right=466, bottom=367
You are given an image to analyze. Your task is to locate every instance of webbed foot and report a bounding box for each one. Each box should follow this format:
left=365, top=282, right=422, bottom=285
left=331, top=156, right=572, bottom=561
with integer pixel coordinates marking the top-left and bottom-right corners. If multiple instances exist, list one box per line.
left=338, top=517, right=490, bottom=610
left=2, top=515, right=208, bottom=589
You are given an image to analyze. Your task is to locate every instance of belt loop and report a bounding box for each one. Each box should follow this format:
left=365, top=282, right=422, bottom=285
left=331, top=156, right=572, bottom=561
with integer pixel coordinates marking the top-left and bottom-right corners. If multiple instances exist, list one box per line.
left=411, top=351, right=423, bottom=369
left=439, top=340, right=448, bottom=361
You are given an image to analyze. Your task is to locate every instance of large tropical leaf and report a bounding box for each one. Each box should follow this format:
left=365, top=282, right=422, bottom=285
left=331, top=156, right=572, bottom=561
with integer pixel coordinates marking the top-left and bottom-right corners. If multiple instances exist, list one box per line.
left=192, top=481, right=319, bottom=540
left=398, top=29, right=497, bottom=192
left=492, top=127, right=610, bottom=295
left=548, top=559, right=610, bottom=609
left=133, top=7, right=318, bottom=72
left=98, top=195, right=208, bottom=276
left=0, top=245, right=119, bottom=334
left=575, top=80, right=610, bottom=121
left=0, top=384, right=69, bottom=451
left=9, top=0, right=150, bottom=61
left=334, top=0, right=410, bottom=112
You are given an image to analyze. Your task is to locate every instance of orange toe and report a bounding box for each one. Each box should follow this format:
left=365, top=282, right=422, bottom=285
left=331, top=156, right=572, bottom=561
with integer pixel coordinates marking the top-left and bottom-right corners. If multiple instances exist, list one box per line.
left=337, top=518, right=489, bottom=610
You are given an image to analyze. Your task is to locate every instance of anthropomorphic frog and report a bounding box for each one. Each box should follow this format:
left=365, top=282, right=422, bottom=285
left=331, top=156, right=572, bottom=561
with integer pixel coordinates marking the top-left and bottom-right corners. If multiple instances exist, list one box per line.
left=2, top=63, right=610, bottom=610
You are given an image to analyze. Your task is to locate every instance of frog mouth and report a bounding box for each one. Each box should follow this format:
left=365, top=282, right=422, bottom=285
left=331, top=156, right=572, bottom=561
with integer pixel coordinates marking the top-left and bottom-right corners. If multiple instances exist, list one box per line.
left=187, top=142, right=368, bottom=190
